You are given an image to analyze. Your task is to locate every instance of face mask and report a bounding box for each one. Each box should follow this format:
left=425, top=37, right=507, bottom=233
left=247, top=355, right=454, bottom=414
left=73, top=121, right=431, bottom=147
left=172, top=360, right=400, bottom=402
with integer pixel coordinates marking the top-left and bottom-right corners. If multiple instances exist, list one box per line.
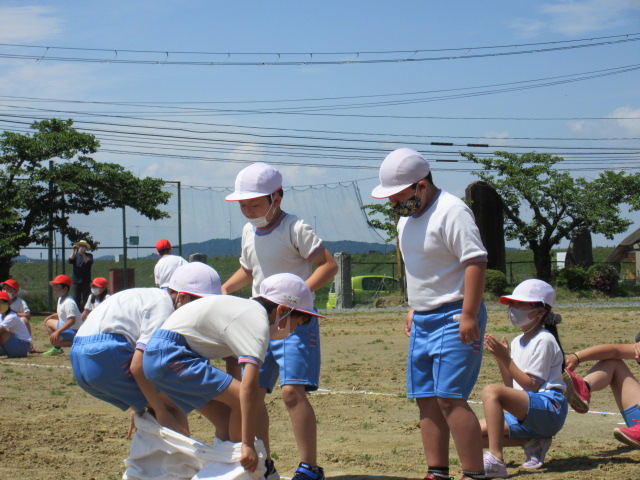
left=247, top=196, right=276, bottom=228
left=54, top=290, right=65, bottom=298
left=4, top=290, right=15, bottom=300
left=508, top=307, right=538, bottom=328
left=79, top=246, right=87, bottom=253
left=269, top=310, right=292, bottom=341
left=391, top=186, right=422, bottom=217
left=91, top=287, right=101, bottom=296
left=0, top=303, right=8, bottom=314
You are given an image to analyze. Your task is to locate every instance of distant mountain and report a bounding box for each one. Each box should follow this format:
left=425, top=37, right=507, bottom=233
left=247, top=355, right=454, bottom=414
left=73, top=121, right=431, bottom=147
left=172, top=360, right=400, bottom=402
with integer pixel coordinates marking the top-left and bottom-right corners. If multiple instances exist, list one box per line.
left=181, top=238, right=393, bottom=257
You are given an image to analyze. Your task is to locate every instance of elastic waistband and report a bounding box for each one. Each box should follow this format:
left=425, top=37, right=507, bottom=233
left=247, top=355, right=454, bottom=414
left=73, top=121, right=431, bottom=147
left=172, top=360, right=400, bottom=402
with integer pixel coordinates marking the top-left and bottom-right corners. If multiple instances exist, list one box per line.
left=73, top=332, right=128, bottom=345
left=153, top=329, right=188, bottom=346
left=414, top=299, right=464, bottom=315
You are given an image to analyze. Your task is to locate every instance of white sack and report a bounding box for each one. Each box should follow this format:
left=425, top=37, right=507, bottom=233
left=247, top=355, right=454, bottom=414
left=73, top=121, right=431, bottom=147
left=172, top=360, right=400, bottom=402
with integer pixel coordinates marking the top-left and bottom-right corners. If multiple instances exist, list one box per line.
left=122, top=412, right=266, bottom=480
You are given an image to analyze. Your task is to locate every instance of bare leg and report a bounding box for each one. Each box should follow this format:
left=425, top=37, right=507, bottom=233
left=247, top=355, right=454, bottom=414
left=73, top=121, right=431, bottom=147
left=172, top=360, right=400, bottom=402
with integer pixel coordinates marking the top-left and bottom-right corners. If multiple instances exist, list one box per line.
left=282, top=384, right=317, bottom=465
left=198, top=380, right=241, bottom=442
left=437, top=397, right=484, bottom=471
left=417, top=397, right=450, bottom=468
left=254, top=387, right=271, bottom=456
left=584, top=359, right=640, bottom=412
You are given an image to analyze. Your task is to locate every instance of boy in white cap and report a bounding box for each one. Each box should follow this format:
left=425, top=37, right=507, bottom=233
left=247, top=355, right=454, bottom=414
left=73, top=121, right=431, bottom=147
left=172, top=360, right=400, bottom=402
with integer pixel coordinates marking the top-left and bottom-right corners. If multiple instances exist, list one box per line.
left=144, top=272, right=324, bottom=475
left=43, top=274, right=82, bottom=356
left=223, top=162, right=337, bottom=480
left=154, top=238, right=187, bottom=288
left=70, top=262, right=221, bottom=436
left=372, top=148, right=488, bottom=480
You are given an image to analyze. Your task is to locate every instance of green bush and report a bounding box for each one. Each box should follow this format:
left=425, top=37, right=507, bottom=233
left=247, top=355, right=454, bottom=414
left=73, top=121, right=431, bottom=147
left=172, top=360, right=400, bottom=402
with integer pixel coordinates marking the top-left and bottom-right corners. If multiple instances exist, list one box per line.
left=587, top=264, right=619, bottom=293
left=554, top=267, right=588, bottom=291
left=485, top=269, right=508, bottom=297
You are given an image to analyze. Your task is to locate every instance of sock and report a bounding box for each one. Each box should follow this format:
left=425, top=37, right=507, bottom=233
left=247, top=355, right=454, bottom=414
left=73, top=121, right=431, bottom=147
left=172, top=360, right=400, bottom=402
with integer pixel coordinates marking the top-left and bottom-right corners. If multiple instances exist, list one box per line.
left=585, top=381, right=592, bottom=392
left=462, top=470, right=486, bottom=479
left=427, top=466, right=450, bottom=479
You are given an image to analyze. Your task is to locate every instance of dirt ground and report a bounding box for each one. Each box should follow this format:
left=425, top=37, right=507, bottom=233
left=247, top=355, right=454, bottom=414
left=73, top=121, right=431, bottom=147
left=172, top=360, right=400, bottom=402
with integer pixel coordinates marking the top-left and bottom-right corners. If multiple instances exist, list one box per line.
left=1, top=303, right=640, bottom=480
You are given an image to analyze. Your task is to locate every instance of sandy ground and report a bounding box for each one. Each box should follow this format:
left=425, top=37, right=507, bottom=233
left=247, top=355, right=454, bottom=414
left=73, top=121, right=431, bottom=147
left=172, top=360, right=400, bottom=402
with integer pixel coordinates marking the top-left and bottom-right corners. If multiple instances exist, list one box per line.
left=1, top=303, right=639, bottom=480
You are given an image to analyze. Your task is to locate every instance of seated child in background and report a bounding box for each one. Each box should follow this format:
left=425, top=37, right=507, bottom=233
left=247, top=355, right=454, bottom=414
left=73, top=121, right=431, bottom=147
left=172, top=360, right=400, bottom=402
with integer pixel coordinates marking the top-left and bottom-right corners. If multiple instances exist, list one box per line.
left=481, top=280, right=568, bottom=478
left=81, top=277, right=110, bottom=321
left=43, top=275, right=82, bottom=356
left=0, top=291, right=32, bottom=358
left=563, top=333, right=640, bottom=449
left=2, top=279, right=34, bottom=353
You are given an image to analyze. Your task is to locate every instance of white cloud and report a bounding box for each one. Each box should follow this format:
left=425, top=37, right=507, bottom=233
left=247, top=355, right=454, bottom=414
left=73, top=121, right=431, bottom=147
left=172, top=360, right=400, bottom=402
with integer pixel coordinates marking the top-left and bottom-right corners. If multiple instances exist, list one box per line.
left=0, top=6, right=63, bottom=42
left=511, top=0, right=640, bottom=37
left=567, top=106, right=640, bottom=136
left=0, top=62, right=99, bottom=98
left=607, top=106, right=640, bottom=136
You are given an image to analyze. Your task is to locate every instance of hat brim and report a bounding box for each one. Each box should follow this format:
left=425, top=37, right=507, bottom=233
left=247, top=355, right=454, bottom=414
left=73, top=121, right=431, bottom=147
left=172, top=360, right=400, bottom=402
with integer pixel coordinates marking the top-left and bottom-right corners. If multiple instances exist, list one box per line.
left=293, top=308, right=325, bottom=319
left=180, top=290, right=218, bottom=298
left=371, top=182, right=414, bottom=199
left=225, top=191, right=273, bottom=201
left=499, top=295, right=544, bottom=305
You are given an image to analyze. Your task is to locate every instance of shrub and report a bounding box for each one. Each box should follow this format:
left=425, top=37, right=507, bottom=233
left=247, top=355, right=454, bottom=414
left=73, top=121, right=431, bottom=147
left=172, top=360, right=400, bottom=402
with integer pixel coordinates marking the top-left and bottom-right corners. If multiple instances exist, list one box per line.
left=485, top=269, right=508, bottom=297
left=554, top=267, right=588, bottom=291
left=587, top=264, right=619, bottom=293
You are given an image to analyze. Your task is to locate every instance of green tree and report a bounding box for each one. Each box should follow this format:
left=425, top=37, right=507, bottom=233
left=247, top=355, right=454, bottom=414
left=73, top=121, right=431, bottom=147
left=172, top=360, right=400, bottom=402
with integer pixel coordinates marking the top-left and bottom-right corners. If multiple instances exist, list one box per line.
left=0, top=118, right=171, bottom=279
left=361, top=202, right=404, bottom=286
left=462, top=151, right=640, bottom=282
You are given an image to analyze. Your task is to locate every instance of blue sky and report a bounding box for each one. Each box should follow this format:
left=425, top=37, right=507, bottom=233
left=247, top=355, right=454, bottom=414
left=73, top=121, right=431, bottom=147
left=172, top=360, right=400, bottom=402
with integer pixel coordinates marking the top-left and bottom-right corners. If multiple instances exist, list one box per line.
left=0, top=1, right=639, bottom=252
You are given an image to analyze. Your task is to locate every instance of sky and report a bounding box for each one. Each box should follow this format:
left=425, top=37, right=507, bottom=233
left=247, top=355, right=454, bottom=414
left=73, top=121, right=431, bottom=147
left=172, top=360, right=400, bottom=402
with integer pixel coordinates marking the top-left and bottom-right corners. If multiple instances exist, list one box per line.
left=0, top=1, right=639, bottom=255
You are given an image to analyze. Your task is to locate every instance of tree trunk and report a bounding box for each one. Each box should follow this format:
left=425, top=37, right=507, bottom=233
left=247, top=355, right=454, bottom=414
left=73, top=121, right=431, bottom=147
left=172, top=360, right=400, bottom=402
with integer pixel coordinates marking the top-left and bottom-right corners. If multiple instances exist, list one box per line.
left=532, top=247, right=553, bottom=283
left=0, top=258, right=13, bottom=282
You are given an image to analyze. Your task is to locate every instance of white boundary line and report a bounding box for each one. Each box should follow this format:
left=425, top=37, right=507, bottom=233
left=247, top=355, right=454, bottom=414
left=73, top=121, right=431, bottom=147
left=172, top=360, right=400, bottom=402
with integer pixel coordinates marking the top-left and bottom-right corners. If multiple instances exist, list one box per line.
left=3, top=360, right=621, bottom=417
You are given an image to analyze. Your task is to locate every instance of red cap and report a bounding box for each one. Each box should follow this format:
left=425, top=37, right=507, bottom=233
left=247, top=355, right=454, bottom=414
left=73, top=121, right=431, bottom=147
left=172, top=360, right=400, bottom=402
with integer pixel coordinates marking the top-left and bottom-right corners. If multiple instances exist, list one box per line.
left=91, top=277, right=108, bottom=289
left=2, top=279, right=20, bottom=291
left=156, top=239, right=172, bottom=251
left=0, top=291, right=10, bottom=302
left=49, top=274, right=72, bottom=287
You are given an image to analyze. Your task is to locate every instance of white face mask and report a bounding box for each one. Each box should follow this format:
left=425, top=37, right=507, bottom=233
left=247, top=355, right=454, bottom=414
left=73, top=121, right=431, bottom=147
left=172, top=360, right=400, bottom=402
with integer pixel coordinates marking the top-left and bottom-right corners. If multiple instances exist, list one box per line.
left=247, top=197, right=276, bottom=228
left=4, top=290, right=15, bottom=300
left=91, top=287, right=101, bottom=296
left=79, top=246, right=87, bottom=253
left=54, top=290, right=65, bottom=298
left=269, top=310, right=293, bottom=341
left=508, top=307, right=537, bottom=328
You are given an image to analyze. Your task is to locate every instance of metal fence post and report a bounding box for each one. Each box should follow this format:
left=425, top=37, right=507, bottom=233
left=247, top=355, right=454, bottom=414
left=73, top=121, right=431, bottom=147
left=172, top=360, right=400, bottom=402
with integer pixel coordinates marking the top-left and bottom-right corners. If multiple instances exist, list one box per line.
left=335, top=252, right=352, bottom=309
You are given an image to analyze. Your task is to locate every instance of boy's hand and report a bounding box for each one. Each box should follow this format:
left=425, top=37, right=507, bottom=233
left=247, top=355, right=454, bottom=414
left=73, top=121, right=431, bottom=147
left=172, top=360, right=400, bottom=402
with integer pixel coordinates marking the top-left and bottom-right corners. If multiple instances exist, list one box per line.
left=240, top=442, right=258, bottom=472
left=404, top=309, right=414, bottom=337
left=458, top=313, right=479, bottom=345
left=564, top=353, right=579, bottom=371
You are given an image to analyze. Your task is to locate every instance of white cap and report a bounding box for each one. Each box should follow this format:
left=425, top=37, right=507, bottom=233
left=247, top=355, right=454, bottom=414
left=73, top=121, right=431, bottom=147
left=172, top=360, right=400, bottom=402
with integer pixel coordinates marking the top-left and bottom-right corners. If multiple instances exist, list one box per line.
left=371, top=148, right=431, bottom=199
left=259, top=273, right=324, bottom=318
left=225, top=162, right=283, bottom=201
left=500, top=279, right=556, bottom=307
left=168, top=262, right=221, bottom=297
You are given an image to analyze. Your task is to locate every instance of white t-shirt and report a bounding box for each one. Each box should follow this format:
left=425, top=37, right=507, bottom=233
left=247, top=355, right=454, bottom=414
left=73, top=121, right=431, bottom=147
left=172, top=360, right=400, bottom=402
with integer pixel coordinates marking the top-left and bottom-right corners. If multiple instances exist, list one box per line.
left=160, top=295, right=269, bottom=367
left=510, top=329, right=566, bottom=393
left=154, top=255, right=188, bottom=288
left=84, top=293, right=110, bottom=313
left=57, top=296, right=82, bottom=331
left=1, top=311, right=31, bottom=342
left=240, top=212, right=324, bottom=296
left=398, top=190, right=487, bottom=312
left=76, top=288, right=174, bottom=349
left=10, top=297, right=30, bottom=315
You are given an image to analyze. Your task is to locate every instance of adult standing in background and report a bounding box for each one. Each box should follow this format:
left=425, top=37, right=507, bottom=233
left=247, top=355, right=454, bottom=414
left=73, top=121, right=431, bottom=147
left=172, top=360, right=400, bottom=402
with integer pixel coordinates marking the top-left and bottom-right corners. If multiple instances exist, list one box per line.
left=68, top=239, right=94, bottom=308
left=153, top=239, right=187, bottom=289
left=372, top=148, right=488, bottom=480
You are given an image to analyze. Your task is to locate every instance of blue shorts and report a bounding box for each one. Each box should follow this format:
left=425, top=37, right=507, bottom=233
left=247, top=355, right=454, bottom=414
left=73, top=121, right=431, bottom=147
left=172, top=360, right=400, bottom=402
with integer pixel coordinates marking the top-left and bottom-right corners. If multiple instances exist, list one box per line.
left=70, top=333, right=148, bottom=412
left=143, top=329, right=233, bottom=414
left=259, top=316, right=320, bottom=393
left=407, top=300, right=487, bottom=399
left=505, top=390, right=568, bottom=438
left=59, top=329, right=77, bottom=343
left=0, top=334, right=30, bottom=358
left=622, top=403, right=640, bottom=427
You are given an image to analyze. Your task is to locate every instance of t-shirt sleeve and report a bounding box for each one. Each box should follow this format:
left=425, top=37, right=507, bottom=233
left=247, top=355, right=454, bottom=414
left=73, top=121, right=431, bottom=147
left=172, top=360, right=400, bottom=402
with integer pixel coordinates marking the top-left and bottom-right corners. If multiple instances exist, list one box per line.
left=521, top=337, right=556, bottom=386
left=444, top=202, right=488, bottom=264
left=221, top=309, right=269, bottom=363
left=136, top=300, right=175, bottom=349
left=291, top=219, right=324, bottom=260
left=64, top=300, right=82, bottom=320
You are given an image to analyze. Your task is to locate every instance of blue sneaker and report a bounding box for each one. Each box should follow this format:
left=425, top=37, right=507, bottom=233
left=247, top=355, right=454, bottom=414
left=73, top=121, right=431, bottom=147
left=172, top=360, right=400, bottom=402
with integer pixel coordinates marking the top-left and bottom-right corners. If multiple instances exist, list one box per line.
left=292, top=462, right=325, bottom=480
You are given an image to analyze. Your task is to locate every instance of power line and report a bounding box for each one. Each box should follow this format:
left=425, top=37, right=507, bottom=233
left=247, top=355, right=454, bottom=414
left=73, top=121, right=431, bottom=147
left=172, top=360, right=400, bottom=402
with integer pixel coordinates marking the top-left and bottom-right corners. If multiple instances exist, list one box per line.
left=1, top=33, right=638, bottom=66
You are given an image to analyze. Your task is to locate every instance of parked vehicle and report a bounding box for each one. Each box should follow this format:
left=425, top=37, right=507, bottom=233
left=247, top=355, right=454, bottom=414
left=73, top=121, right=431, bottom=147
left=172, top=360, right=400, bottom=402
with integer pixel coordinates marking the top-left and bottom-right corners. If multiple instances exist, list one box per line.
left=325, top=275, right=400, bottom=309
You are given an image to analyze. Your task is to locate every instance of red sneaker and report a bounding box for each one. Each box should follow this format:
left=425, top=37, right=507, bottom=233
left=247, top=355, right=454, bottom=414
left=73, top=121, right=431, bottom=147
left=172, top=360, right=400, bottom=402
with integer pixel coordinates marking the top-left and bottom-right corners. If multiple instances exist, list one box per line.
left=563, top=369, right=590, bottom=413
left=614, top=423, right=640, bottom=449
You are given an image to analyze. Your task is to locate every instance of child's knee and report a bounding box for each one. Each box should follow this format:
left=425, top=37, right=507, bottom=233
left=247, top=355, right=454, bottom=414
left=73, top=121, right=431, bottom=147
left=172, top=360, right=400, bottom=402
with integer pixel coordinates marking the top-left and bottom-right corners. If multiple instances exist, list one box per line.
left=482, top=383, right=501, bottom=401
left=281, top=385, right=308, bottom=408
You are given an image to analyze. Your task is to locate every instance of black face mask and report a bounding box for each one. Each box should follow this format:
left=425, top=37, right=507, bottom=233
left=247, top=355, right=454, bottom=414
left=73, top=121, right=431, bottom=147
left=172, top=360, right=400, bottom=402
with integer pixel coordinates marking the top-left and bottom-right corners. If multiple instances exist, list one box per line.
left=391, top=186, right=422, bottom=217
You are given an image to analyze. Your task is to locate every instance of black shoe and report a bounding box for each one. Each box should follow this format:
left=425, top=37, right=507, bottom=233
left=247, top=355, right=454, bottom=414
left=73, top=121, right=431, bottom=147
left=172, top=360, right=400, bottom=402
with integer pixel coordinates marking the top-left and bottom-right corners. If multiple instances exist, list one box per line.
left=265, top=459, right=280, bottom=480
left=292, top=462, right=325, bottom=480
